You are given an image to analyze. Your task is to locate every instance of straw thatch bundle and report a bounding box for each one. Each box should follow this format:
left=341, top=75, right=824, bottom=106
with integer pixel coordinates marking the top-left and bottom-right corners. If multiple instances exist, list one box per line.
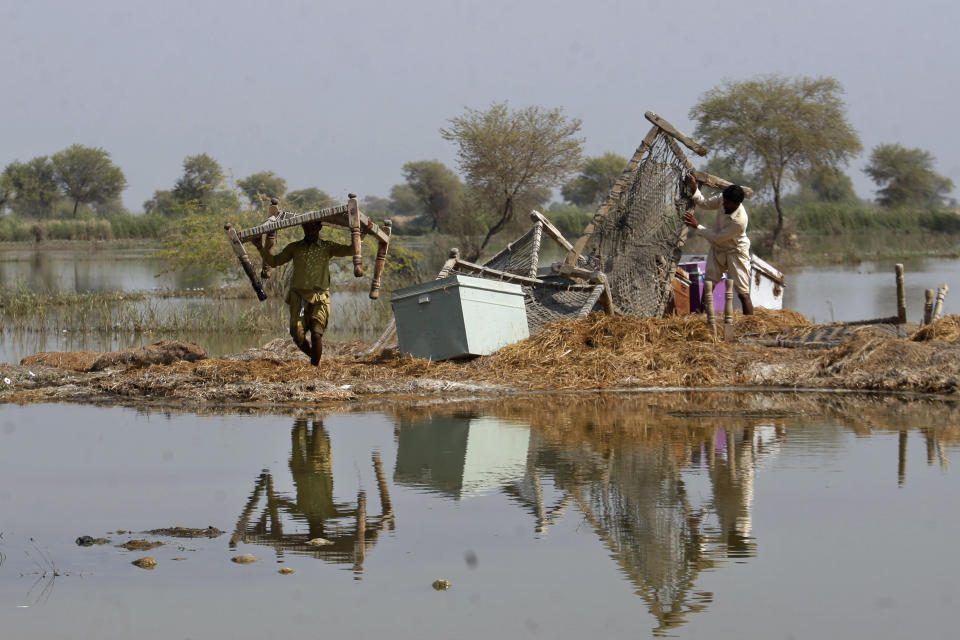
left=912, top=315, right=960, bottom=343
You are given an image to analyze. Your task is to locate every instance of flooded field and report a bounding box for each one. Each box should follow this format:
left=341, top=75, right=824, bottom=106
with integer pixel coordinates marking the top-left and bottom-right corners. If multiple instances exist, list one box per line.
left=1, top=395, right=958, bottom=639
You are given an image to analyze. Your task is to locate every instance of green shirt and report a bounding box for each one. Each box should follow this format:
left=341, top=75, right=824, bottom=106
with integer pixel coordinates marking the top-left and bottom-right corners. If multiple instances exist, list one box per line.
left=256, top=238, right=353, bottom=292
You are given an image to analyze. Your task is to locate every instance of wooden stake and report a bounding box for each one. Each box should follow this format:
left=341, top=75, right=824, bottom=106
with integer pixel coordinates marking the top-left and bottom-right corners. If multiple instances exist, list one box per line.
left=703, top=280, right=716, bottom=337
left=923, top=288, right=935, bottom=325
left=898, top=430, right=907, bottom=487
left=895, top=264, right=907, bottom=324
left=723, top=277, right=736, bottom=342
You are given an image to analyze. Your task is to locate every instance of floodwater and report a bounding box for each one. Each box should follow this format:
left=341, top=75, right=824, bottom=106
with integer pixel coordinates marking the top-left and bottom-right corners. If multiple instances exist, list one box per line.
left=1, top=395, right=958, bottom=639
left=783, top=256, right=958, bottom=324
left=0, top=244, right=388, bottom=363
left=0, top=245, right=957, bottom=364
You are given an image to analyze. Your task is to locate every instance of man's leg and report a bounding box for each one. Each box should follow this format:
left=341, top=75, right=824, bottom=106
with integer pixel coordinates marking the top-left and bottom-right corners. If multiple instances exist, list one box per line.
left=306, top=293, right=330, bottom=367
left=731, top=251, right=754, bottom=315
left=289, top=293, right=312, bottom=356
left=310, top=329, right=323, bottom=366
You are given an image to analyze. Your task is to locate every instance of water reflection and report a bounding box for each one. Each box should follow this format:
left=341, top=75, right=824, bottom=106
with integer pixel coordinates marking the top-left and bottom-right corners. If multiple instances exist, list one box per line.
left=386, top=395, right=959, bottom=635
left=231, top=418, right=394, bottom=575
left=2, top=396, right=959, bottom=639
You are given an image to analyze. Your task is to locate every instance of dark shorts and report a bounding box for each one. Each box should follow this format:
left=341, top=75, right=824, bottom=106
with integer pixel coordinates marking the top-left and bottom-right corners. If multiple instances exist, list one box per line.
left=287, top=289, right=331, bottom=334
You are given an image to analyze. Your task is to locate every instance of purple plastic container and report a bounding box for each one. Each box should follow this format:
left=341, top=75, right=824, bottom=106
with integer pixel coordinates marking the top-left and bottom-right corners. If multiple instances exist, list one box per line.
left=679, top=256, right=726, bottom=313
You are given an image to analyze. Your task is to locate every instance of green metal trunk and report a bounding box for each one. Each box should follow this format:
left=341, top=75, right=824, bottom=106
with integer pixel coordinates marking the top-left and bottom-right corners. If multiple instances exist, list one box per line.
left=390, top=274, right=529, bottom=361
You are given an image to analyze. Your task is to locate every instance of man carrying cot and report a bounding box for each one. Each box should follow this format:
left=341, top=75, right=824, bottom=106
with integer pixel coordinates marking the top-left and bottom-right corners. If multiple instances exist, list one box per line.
left=251, top=221, right=356, bottom=365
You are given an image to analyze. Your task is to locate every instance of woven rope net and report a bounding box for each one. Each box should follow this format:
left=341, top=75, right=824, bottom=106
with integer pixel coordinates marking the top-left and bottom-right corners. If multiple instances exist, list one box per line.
left=578, top=131, right=690, bottom=318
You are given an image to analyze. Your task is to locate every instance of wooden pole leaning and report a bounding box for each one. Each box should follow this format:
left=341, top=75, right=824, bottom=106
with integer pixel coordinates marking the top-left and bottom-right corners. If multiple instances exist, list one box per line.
left=895, top=264, right=907, bottom=324
left=933, top=284, right=949, bottom=320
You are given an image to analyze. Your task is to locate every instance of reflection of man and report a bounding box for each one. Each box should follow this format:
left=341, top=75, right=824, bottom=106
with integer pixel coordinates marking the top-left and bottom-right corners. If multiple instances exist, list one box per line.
left=252, top=221, right=354, bottom=364
left=289, top=419, right=340, bottom=537
left=682, top=173, right=754, bottom=315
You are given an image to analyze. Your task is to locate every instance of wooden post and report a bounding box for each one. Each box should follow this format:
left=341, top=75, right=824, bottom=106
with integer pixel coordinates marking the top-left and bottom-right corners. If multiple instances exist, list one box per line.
left=895, top=264, right=907, bottom=324
left=598, top=273, right=616, bottom=315
left=723, top=276, right=736, bottom=342
left=898, top=430, right=907, bottom=487
left=347, top=193, right=364, bottom=277
left=923, top=288, right=935, bottom=325
left=369, top=220, right=392, bottom=300
left=703, top=280, right=716, bottom=337
left=933, top=284, right=949, bottom=320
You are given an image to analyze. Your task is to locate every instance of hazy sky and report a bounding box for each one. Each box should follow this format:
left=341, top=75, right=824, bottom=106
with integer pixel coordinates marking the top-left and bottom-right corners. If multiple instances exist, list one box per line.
left=2, top=0, right=957, bottom=210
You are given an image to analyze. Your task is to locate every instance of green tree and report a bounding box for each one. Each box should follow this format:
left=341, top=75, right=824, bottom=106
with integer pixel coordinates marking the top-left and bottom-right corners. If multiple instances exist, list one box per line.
left=361, top=195, right=391, bottom=219
left=795, top=165, right=858, bottom=203
left=51, top=144, right=127, bottom=218
left=2, top=157, right=61, bottom=218
left=143, top=189, right=177, bottom=215
left=286, top=187, right=335, bottom=211
left=0, top=171, right=12, bottom=213
left=441, top=102, right=583, bottom=260
left=157, top=200, right=262, bottom=282
left=387, top=183, right=421, bottom=217
left=401, top=160, right=464, bottom=231
left=689, top=74, right=862, bottom=246
left=561, top=152, right=627, bottom=207
left=172, top=153, right=225, bottom=206
left=864, top=143, right=955, bottom=208
left=237, top=171, right=287, bottom=208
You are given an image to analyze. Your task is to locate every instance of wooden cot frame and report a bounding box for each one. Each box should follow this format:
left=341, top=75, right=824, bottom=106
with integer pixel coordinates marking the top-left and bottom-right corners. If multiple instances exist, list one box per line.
left=225, top=193, right=393, bottom=301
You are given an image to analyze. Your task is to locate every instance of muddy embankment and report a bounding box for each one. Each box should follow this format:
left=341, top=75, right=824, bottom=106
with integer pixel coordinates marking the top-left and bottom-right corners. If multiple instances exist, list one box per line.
left=2, top=310, right=960, bottom=410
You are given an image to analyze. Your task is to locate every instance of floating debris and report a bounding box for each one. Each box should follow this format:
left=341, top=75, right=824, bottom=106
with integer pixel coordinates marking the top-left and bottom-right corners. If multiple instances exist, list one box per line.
left=231, top=554, right=259, bottom=564
left=145, top=526, right=224, bottom=538
left=278, top=567, right=295, bottom=575
left=75, top=536, right=110, bottom=546
left=132, top=557, right=157, bottom=570
left=118, top=539, right=163, bottom=551
left=432, top=579, right=451, bottom=591
left=307, top=538, right=333, bottom=546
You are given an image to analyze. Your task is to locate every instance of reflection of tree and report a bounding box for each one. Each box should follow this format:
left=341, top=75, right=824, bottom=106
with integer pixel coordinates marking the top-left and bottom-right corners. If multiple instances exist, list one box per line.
left=231, top=419, right=395, bottom=574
